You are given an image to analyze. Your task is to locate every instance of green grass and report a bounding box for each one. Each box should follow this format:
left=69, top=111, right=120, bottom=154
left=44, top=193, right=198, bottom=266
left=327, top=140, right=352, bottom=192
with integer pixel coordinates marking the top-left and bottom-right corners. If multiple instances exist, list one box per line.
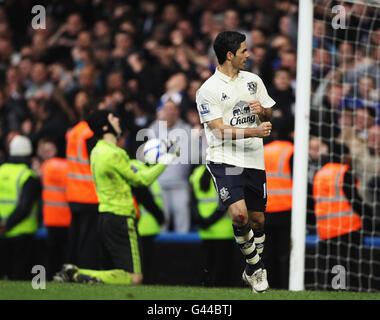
left=1, top=280, right=380, bottom=300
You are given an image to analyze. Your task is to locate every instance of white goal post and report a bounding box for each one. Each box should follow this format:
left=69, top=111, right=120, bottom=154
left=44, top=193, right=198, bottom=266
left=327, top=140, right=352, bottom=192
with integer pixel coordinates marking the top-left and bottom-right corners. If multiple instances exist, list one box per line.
left=289, top=0, right=313, bottom=292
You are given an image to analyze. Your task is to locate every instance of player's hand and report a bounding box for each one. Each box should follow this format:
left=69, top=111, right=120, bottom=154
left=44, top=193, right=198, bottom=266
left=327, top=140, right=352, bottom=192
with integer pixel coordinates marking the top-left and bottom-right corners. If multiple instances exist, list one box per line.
left=158, top=139, right=180, bottom=164
left=255, top=122, right=272, bottom=137
left=248, top=100, right=264, bottom=116
left=165, top=139, right=180, bottom=157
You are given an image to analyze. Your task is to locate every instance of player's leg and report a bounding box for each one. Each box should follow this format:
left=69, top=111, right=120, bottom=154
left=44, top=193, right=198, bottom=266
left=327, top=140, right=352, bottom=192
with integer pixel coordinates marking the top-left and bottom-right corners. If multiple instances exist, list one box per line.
left=245, top=168, right=268, bottom=260
left=54, top=264, right=141, bottom=285
left=207, top=162, right=266, bottom=292
left=75, top=268, right=142, bottom=285
left=248, top=211, right=265, bottom=258
left=88, top=212, right=143, bottom=285
left=242, top=168, right=269, bottom=292
left=229, top=200, right=263, bottom=273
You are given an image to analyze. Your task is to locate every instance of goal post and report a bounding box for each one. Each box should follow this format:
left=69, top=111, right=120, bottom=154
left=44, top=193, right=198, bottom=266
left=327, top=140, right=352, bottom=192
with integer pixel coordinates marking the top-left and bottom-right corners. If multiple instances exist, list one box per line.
left=289, top=0, right=313, bottom=292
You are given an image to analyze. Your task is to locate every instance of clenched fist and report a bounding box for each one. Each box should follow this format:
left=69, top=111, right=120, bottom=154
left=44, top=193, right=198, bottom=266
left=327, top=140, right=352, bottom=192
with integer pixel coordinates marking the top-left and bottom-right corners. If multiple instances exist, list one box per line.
left=255, top=122, right=272, bottom=138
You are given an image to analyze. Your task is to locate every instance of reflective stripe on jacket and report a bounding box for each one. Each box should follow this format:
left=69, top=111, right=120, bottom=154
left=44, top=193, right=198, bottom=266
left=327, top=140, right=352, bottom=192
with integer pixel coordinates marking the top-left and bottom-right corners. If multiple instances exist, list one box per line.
left=264, top=140, right=293, bottom=212
left=41, top=157, right=71, bottom=227
left=0, top=163, right=38, bottom=237
left=313, top=163, right=362, bottom=240
left=66, top=121, right=98, bottom=204
left=190, top=165, right=233, bottom=240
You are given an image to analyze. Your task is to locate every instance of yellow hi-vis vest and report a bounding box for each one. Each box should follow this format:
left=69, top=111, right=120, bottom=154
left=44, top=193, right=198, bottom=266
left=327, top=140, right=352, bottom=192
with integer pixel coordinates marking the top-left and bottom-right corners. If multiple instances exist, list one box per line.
left=131, top=160, right=162, bottom=237
left=0, top=163, right=38, bottom=237
left=190, top=165, right=233, bottom=240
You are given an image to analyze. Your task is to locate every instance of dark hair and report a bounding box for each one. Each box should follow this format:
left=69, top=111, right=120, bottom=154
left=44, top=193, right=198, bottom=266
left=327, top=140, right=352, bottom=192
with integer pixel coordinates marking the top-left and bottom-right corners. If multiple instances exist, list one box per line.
left=38, top=137, right=57, bottom=146
left=274, top=67, right=291, bottom=75
left=213, top=31, right=246, bottom=65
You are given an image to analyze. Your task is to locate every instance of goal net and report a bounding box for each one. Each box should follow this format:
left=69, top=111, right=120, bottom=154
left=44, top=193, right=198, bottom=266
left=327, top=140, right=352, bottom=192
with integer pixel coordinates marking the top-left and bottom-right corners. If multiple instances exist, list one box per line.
left=305, top=0, right=380, bottom=292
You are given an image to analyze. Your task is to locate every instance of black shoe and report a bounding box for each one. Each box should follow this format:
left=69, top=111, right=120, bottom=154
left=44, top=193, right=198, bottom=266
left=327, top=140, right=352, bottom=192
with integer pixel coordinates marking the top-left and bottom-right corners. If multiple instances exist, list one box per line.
left=73, top=273, right=103, bottom=284
left=53, top=264, right=78, bottom=283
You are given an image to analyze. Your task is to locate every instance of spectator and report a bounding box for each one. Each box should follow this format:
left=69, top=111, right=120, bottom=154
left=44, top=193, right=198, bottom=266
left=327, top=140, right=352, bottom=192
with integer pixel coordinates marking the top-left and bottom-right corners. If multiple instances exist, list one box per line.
left=0, top=135, right=41, bottom=280
left=73, top=91, right=90, bottom=123
left=112, top=31, right=135, bottom=59
left=65, top=109, right=100, bottom=270
left=250, top=44, right=267, bottom=76
left=223, top=8, right=250, bottom=46
left=70, top=65, right=102, bottom=101
left=158, top=72, right=194, bottom=122
left=263, top=136, right=294, bottom=289
left=137, top=0, right=158, bottom=38
left=48, top=13, right=84, bottom=49
left=312, top=19, right=336, bottom=56
left=27, top=94, right=70, bottom=155
left=311, top=81, right=345, bottom=140
left=38, top=138, right=71, bottom=280
left=92, top=20, right=112, bottom=48
left=268, top=68, right=295, bottom=140
left=345, top=44, right=380, bottom=91
left=277, top=14, right=297, bottom=47
left=249, top=28, right=269, bottom=47
left=31, top=32, right=49, bottom=62
left=160, top=3, right=182, bottom=30
left=307, top=137, right=329, bottom=234
left=0, top=37, right=15, bottom=73
left=340, top=75, right=380, bottom=124
left=18, top=57, right=33, bottom=88
left=311, top=46, right=332, bottom=91
left=25, top=63, right=54, bottom=100
left=147, top=99, right=193, bottom=233
left=312, top=144, right=376, bottom=291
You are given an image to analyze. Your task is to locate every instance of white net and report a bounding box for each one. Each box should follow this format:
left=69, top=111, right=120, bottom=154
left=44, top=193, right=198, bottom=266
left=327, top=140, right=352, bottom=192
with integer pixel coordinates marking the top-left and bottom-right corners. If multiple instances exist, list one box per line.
left=305, top=0, right=380, bottom=292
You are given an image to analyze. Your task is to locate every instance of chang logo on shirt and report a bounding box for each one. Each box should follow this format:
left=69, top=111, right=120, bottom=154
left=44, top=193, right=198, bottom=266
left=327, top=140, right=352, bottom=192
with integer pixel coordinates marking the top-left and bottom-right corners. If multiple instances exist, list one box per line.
left=230, top=100, right=256, bottom=126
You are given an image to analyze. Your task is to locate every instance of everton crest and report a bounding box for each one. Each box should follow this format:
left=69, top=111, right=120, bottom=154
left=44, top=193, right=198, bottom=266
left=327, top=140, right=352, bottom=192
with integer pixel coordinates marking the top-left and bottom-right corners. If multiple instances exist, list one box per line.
left=247, top=81, right=257, bottom=95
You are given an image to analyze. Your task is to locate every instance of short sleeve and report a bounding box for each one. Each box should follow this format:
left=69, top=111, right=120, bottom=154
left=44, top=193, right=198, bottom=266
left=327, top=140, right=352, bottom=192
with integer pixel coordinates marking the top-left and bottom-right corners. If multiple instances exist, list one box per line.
left=196, top=87, right=223, bottom=124
left=256, top=77, right=276, bottom=109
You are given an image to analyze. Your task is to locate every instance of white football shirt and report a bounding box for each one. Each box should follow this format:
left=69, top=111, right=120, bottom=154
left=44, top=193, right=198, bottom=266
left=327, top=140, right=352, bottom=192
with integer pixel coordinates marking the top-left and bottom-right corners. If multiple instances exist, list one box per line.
left=196, top=68, right=275, bottom=169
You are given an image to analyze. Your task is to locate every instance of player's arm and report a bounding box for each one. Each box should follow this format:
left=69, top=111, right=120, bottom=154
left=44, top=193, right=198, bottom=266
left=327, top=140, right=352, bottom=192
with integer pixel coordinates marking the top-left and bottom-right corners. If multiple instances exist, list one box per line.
left=248, top=100, right=273, bottom=122
left=207, top=118, right=272, bottom=139
left=116, top=142, right=179, bottom=187
left=121, top=161, right=167, bottom=188
left=249, top=76, right=276, bottom=122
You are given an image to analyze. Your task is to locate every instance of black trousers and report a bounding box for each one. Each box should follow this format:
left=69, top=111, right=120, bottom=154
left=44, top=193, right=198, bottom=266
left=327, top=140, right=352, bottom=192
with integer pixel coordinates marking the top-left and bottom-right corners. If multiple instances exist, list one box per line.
left=46, top=227, right=69, bottom=280
left=67, top=203, right=100, bottom=269
left=263, top=210, right=291, bottom=289
left=97, top=213, right=142, bottom=273
left=0, top=234, right=35, bottom=280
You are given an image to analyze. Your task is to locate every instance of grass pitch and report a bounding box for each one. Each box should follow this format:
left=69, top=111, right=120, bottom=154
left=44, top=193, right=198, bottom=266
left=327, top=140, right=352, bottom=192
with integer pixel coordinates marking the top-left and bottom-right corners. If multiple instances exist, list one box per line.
left=1, top=280, right=380, bottom=300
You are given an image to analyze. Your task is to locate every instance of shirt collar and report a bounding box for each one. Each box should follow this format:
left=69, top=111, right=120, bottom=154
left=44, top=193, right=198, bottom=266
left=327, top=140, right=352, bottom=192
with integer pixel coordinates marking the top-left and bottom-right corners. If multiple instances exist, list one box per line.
left=215, top=67, right=244, bottom=83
